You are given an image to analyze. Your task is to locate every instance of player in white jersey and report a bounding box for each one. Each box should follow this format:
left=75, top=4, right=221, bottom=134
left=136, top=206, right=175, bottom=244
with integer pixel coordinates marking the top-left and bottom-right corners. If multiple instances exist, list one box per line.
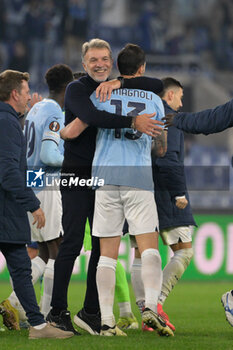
left=5, top=64, right=74, bottom=326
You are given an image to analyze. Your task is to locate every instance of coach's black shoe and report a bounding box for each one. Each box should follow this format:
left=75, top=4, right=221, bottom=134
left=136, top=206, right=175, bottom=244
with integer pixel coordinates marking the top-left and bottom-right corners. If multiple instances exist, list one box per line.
left=46, top=310, right=81, bottom=335
left=74, top=308, right=101, bottom=335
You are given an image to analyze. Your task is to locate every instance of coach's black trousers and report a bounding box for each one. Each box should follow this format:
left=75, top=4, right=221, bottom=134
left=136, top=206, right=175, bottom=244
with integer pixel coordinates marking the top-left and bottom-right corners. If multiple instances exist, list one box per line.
left=51, top=187, right=100, bottom=314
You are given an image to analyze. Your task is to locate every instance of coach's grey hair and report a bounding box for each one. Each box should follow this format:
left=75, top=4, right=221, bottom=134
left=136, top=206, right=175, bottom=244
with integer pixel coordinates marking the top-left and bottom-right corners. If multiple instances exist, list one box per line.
left=81, top=38, right=112, bottom=62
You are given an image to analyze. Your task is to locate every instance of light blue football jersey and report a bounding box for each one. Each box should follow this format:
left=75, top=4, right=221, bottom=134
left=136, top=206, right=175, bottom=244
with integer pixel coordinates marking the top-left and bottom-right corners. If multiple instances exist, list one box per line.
left=91, top=88, right=165, bottom=190
left=25, top=98, right=64, bottom=174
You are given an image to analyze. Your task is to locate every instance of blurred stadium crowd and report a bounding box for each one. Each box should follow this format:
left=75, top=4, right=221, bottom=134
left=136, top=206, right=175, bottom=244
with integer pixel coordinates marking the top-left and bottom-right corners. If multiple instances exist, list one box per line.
left=1, top=0, right=233, bottom=79
left=0, top=0, right=232, bottom=210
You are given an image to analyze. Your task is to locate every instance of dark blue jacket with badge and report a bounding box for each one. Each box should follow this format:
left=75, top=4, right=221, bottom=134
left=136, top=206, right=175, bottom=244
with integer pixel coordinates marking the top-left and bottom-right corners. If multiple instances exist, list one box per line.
left=0, top=102, right=40, bottom=244
left=152, top=100, right=196, bottom=230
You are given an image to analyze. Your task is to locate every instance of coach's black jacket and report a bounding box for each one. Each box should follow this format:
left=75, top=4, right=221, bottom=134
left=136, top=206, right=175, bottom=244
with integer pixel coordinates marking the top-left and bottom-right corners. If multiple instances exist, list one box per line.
left=0, top=102, right=40, bottom=244
left=153, top=101, right=196, bottom=230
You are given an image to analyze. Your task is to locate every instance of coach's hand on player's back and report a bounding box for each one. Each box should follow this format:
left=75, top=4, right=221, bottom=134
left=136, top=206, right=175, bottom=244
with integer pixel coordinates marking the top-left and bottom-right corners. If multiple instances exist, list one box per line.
left=135, top=113, right=164, bottom=137
left=32, top=208, right=45, bottom=229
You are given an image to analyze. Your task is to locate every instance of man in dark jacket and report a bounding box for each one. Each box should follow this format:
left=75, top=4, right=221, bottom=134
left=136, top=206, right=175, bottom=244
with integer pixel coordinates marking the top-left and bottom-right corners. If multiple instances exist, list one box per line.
left=164, top=96, right=233, bottom=329
left=131, top=78, right=196, bottom=333
left=154, top=78, right=196, bottom=330
left=0, top=70, right=73, bottom=339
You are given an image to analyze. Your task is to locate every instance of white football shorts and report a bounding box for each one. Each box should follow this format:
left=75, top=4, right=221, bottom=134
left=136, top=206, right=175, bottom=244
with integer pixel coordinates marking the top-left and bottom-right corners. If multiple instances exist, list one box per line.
left=160, top=226, right=192, bottom=246
left=92, top=185, right=158, bottom=238
left=28, top=189, right=63, bottom=242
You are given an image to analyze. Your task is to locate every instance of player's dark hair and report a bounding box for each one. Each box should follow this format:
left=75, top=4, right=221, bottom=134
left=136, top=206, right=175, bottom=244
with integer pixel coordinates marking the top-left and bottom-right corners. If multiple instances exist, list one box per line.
left=159, top=77, right=183, bottom=98
left=117, top=44, right=145, bottom=76
left=45, top=64, right=73, bottom=93
left=73, top=71, right=86, bottom=80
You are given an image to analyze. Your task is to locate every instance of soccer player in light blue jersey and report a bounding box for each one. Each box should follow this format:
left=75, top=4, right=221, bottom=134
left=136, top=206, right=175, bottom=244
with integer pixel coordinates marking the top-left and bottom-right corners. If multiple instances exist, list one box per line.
left=5, top=64, right=74, bottom=327
left=90, top=44, right=173, bottom=337
left=91, top=80, right=165, bottom=191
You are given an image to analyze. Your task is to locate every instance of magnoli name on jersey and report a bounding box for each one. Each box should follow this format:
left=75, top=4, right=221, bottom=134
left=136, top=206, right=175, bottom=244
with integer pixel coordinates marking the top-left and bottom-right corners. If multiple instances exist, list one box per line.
left=112, top=88, right=153, bottom=100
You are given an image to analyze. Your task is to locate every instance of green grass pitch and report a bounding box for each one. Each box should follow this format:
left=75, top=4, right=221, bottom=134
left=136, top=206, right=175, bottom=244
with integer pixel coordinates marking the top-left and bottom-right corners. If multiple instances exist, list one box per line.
left=0, top=281, right=233, bottom=350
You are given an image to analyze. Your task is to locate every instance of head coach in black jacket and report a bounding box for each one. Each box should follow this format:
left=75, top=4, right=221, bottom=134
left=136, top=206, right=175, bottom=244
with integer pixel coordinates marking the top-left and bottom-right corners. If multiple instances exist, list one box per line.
left=152, top=77, right=196, bottom=331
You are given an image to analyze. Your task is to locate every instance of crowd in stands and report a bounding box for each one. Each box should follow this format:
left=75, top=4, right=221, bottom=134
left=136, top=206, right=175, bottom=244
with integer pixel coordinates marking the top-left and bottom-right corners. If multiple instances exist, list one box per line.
left=0, top=0, right=233, bottom=86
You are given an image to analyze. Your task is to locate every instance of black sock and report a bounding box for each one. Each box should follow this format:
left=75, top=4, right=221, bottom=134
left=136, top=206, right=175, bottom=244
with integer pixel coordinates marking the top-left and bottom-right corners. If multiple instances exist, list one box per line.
left=84, top=307, right=100, bottom=316
left=51, top=308, right=65, bottom=316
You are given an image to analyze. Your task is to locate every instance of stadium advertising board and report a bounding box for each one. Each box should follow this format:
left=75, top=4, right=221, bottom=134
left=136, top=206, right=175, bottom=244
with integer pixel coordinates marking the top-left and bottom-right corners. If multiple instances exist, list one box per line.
left=0, top=215, right=232, bottom=281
